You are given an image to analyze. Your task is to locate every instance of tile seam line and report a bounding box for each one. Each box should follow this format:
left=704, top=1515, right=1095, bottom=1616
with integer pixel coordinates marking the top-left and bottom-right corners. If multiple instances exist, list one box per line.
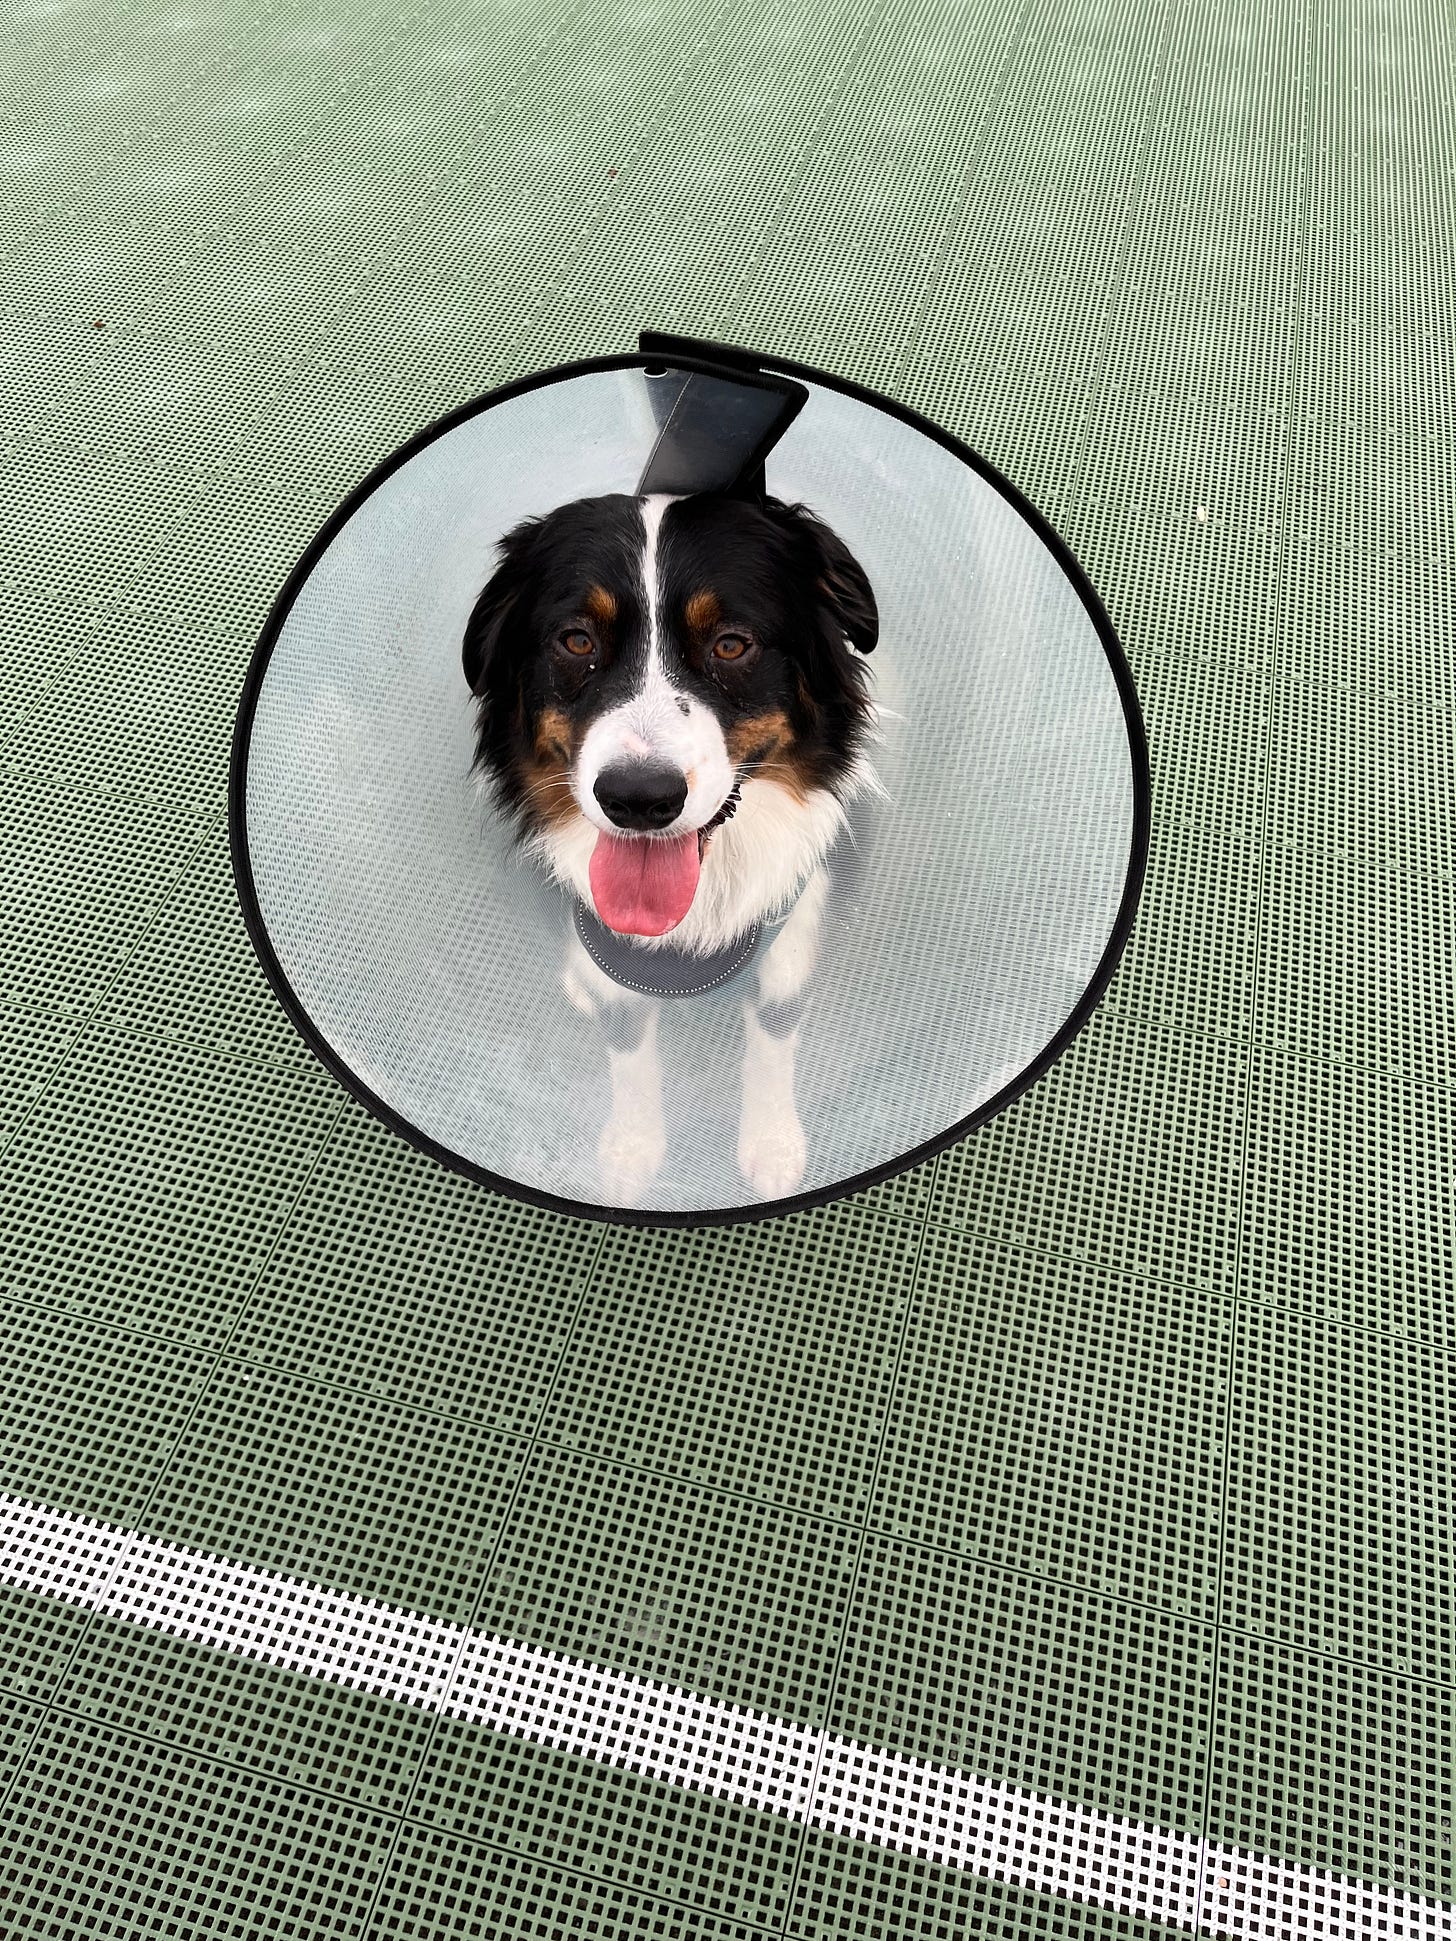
left=2, top=1491, right=1451, bottom=1935
left=7, top=1372, right=1451, bottom=1687
left=890, top=0, right=1048, bottom=385
left=1210, top=0, right=1315, bottom=1926
left=0, top=1087, right=353, bottom=1803
left=778, top=1196, right=934, bottom=1927
left=349, top=1207, right=614, bottom=1940
left=11, top=0, right=610, bottom=376
left=0, top=812, right=221, bottom=1167
left=714, top=0, right=903, bottom=325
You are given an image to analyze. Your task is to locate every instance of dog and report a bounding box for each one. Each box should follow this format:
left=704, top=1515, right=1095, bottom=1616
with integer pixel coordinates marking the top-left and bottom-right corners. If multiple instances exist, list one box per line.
left=462, top=489, right=879, bottom=1204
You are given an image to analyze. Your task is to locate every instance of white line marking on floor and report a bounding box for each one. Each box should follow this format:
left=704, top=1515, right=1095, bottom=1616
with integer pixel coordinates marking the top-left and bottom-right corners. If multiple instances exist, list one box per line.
left=2, top=1493, right=1450, bottom=1937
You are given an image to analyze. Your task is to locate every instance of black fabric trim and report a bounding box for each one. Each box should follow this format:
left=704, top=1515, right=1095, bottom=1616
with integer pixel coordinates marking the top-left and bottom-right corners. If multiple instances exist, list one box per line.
left=574, top=900, right=762, bottom=998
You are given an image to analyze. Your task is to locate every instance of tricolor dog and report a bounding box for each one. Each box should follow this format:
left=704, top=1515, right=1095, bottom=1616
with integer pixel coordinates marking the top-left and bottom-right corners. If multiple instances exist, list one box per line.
left=462, top=490, right=879, bottom=1204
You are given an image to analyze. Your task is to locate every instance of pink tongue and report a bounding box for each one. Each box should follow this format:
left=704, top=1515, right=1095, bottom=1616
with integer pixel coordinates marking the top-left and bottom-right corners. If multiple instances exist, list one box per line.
left=589, top=831, right=700, bottom=936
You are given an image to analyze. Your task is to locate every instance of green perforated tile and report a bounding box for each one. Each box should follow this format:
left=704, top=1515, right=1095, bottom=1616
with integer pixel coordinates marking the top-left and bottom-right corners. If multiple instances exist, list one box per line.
left=0, top=5, right=474, bottom=325
left=0, top=317, right=121, bottom=453
left=891, top=1, right=1294, bottom=532
left=471, top=1439, right=859, bottom=1731
left=0, top=1299, right=214, bottom=1528
left=872, top=1228, right=1230, bottom=1621
left=1224, top=1301, right=1455, bottom=1681
left=205, top=0, right=851, bottom=481
left=1067, top=617, right=1282, bottom=1080
left=0, top=443, right=246, bottom=609
left=789, top=1837, right=1197, bottom=1941
left=0, top=1579, right=108, bottom=1713
left=846, top=1149, right=941, bottom=1224
left=1238, top=1045, right=1456, bottom=1345
left=0, top=1299, right=213, bottom=1695
left=412, top=1700, right=808, bottom=1930
left=0, top=589, right=101, bottom=734
left=0, top=1712, right=396, bottom=1939
left=132, top=1354, right=526, bottom=1620
left=0, top=316, right=315, bottom=463
left=0, top=1004, right=83, bottom=1150
left=1255, top=843, right=1454, bottom=1091
left=230, top=1105, right=606, bottom=1436
left=833, top=1536, right=1213, bottom=1831
left=23, top=1360, right=526, bottom=1801
left=1292, top=27, right=1453, bottom=545
left=377, top=1819, right=768, bottom=1940
left=543, top=1206, right=923, bottom=1523
left=3, top=609, right=246, bottom=815
left=94, top=817, right=322, bottom=1073
left=99, top=471, right=340, bottom=636
left=59, top=1607, right=441, bottom=1812
left=1071, top=512, right=1277, bottom=839
left=1265, top=663, right=1453, bottom=879
left=1117, top=630, right=1270, bottom=844
left=1096, top=818, right=1262, bottom=1046
left=500, top=0, right=940, bottom=387
left=1081, top=510, right=1284, bottom=682
left=219, top=349, right=526, bottom=503
left=1206, top=1633, right=1455, bottom=1910
left=0, top=772, right=213, bottom=1024
left=744, top=1, right=1010, bottom=374
left=929, top=1008, right=1247, bottom=1298
left=0, top=0, right=344, bottom=170
left=0, top=1694, right=43, bottom=1795
left=408, top=1438, right=864, bottom=1927
left=0, top=1020, right=343, bottom=1342
left=1277, top=527, right=1453, bottom=711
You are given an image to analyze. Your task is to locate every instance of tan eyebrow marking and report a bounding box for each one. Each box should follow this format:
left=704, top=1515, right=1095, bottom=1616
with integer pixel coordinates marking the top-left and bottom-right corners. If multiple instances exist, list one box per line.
left=685, top=587, right=722, bottom=634
left=583, top=584, right=617, bottom=626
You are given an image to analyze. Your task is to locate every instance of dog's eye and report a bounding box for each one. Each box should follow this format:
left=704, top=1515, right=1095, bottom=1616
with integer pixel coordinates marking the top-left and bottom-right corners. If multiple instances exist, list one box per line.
left=712, top=633, right=752, bottom=661
left=559, top=629, right=595, bottom=657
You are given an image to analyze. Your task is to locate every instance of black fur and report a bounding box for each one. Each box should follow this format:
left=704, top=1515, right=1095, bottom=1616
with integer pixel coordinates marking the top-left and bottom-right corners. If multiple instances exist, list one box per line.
left=462, top=492, right=876, bottom=840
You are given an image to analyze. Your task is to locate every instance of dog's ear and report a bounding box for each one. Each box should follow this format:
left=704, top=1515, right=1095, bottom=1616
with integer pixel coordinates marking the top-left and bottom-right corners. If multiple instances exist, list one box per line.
left=768, top=499, right=878, bottom=655
left=462, top=516, right=542, bottom=695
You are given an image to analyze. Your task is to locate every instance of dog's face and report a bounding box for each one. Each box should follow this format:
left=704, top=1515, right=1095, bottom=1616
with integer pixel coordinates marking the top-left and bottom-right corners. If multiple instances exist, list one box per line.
left=463, top=491, right=877, bottom=937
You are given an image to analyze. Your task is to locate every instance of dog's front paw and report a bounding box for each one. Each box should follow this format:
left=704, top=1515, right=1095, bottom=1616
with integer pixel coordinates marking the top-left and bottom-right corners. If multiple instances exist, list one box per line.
left=598, top=1111, right=666, bottom=1206
left=738, top=1109, right=807, bottom=1199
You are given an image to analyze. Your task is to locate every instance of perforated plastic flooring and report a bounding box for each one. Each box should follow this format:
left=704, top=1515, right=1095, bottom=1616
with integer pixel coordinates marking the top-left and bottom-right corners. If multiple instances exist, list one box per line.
left=1, top=0, right=1453, bottom=1935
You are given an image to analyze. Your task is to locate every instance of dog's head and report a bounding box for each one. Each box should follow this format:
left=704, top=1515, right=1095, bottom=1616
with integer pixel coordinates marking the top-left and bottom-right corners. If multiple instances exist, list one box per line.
left=463, top=491, right=877, bottom=939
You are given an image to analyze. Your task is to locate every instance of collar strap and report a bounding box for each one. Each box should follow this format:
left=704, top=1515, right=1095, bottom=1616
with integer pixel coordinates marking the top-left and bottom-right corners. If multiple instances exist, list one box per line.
left=574, top=900, right=764, bottom=998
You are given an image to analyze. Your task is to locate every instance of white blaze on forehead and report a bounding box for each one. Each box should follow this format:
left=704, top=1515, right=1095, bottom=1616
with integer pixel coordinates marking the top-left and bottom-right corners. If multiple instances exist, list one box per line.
left=574, top=493, right=736, bottom=833
left=640, top=492, right=672, bottom=704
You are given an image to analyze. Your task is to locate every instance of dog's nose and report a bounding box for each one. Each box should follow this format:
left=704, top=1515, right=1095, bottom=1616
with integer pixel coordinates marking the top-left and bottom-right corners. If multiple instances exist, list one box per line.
left=593, top=761, right=688, bottom=831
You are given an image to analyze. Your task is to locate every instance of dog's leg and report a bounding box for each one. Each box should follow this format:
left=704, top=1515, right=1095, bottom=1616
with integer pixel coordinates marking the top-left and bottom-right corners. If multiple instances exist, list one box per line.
left=563, top=932, right=666, bottom=1205
left=737, top=864, right=827, bottom=1198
